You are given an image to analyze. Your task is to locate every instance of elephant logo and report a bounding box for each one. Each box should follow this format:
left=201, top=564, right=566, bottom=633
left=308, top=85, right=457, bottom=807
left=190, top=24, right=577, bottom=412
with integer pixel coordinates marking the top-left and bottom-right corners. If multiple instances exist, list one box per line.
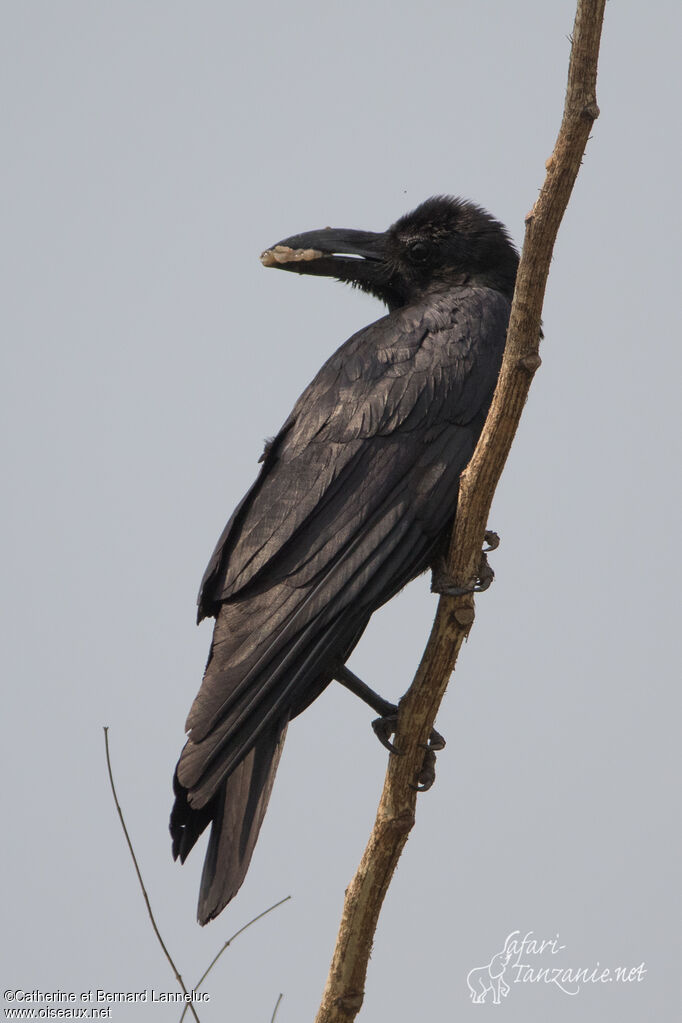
left=466, top=942, right=513, bottom=1004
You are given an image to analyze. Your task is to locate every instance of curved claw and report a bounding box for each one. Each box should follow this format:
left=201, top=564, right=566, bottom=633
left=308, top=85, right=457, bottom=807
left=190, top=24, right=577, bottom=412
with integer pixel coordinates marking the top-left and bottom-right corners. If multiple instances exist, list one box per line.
left=373, top=715, right=445, bottom=793
left=434, top=581, right=474, bottom=597
left=419, top=728, right=446, bottom=752
left=438, top=553, right=495, bottom=595
left=431, top=530, right=499, bottom=596
left=410, top=748, right=437, bottom=791
left=473, top=561, right=495, bottom=592
left=483, top=529, right=500, bottom=553
left=372, top=714, right=403, bottom=755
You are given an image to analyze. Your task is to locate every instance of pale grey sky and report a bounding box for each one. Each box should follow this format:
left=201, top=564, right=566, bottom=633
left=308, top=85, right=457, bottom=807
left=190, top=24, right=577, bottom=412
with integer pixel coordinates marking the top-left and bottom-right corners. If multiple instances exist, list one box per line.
left=2, top=2, right=680, bottom=1020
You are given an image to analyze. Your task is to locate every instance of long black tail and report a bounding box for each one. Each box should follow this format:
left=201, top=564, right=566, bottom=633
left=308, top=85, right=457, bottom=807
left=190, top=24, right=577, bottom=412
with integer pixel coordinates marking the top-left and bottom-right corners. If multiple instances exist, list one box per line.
left=171, top=719, right=288, bottom=924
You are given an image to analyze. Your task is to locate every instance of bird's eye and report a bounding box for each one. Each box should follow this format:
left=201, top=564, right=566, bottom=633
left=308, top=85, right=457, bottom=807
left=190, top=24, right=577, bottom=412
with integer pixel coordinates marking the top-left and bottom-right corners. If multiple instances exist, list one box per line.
left=407, top=240, right=431, bottom=265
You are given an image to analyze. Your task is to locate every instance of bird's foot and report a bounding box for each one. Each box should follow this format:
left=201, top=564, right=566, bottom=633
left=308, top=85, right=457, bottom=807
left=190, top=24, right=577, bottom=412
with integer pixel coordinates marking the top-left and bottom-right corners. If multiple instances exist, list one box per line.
left=372, top=713, right=445, bottom=790
left=371, top=711, right=401, bottom=753
left=431, top=530, right=500, bottom=596
left=335, top=665, right=445, bottom=789
left=372, top=712, right=445, bottom=755
left=432, top=552, right=494, bottom=595
left=412, top=748, right=438, bottom=792
left=482, top=529, right=500, bottom=553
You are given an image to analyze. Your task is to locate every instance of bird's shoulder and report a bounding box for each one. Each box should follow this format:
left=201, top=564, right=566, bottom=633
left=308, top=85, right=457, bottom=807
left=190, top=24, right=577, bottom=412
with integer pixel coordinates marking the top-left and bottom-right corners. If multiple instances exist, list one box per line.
left=282, top=285, right=510, bottom=451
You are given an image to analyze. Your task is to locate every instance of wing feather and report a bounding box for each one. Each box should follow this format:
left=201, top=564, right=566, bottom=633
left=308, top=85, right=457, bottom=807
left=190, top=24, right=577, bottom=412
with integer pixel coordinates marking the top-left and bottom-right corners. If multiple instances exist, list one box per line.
left=199, top=287, right=508, bottom=613
left=181, top=286, right=510, bottom=811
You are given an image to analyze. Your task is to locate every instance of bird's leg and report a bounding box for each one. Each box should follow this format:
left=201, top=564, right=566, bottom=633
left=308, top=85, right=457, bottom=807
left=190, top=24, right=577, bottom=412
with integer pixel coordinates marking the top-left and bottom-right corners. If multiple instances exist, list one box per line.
left=431, top=529, right=500, bottom=597
left=334, top=664, right=396, bottom=719
left=334, top=664, right=446, bottom=787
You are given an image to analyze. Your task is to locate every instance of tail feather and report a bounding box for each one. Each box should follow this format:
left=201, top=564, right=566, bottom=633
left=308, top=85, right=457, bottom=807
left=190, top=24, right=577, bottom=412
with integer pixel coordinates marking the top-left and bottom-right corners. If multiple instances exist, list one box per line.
left=171, top=490, right=429, bottom=921
left=171, top=719, right=288, bottom=925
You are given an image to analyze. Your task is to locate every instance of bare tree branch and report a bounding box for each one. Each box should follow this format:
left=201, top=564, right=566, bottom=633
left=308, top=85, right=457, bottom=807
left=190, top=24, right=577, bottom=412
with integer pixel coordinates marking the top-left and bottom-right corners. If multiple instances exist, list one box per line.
left=270, top=992, right=284, bottom=1022
left=178, top=896, right=291, bottom=1023
left=314, top=2, right=607, bottom=1020
left=103, top=727, right=202, bottom=1023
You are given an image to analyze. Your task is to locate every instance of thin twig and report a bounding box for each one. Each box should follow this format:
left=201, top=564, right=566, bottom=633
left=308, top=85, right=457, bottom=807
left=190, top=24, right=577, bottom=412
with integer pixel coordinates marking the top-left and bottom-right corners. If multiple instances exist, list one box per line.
left=103, top=727, right=202, bottom=1023
left=270, top=992, right=284, bottom=1023
left=314, top=2, right=607, bottom=1020
left=178, top=896, right=291, bottom=1023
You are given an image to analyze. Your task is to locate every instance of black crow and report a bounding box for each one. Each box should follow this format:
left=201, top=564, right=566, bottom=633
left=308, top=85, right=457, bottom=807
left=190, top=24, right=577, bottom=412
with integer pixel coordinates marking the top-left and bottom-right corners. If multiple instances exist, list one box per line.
left=171, top=196, right=518, bottom=923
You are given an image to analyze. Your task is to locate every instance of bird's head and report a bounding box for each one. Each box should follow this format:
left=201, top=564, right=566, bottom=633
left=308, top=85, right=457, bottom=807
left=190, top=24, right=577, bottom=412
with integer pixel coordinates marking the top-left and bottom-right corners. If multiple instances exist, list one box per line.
left=261, top=195, right=518, bottom=310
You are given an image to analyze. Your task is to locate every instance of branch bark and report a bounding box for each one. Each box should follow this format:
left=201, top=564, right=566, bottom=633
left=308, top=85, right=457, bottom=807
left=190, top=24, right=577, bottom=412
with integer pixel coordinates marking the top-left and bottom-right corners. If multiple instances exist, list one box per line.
left=314, top=2, right=606, bottom=1020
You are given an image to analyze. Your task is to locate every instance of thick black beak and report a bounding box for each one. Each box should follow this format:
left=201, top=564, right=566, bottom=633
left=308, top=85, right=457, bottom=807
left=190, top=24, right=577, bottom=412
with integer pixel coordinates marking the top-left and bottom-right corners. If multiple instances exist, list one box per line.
left=260, top=227, right=387, bottom=281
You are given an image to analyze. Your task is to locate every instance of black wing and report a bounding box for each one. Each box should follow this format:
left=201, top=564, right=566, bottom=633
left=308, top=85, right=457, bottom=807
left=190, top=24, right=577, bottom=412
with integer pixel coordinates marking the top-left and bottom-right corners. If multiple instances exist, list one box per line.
left=183, top=286, right=508, bottom=787
left=172, top=287, right=509, bottom=920
left=200, top=288, right=508, bottom=610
